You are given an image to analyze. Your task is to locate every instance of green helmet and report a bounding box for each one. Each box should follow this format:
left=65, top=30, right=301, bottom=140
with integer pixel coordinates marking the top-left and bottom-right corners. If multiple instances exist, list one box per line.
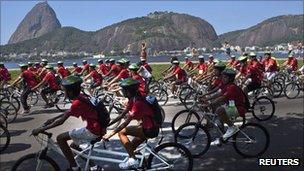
left=222, top=68, right=236, bottom=77
left=214, top=61, right=226, bottom=70
left=128, top=63, right=139, bottom=71
left=249, top=52, right=257, bottom=57
left=57, top=61, right=64, bottom=65
left=119, top=78, right=140, bottom=90
left=238, top=56, right=248, bottom=62
left=89, top=63, right=96, bottom=68
left=41, top=59, right=48, bottom=62
left=61, top=75, right=83, bottom=90
left=19, top=64, right=28, bottom=68
left=172, top=60, right=180, bottom=65
left=27, top=62, right=33, bottom=65
left=117, top=59, right=127, bottom=64
left=45, top=65, right=53, bottom=69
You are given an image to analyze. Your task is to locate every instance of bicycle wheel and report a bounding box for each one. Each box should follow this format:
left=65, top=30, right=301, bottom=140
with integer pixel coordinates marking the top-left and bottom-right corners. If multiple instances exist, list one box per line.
left=178, top=86, right=194, bottom=104
left=1, top=95, right=20, bottom=112
left=147, top=142, right=193, bottom=171
left=272, top=81, right=283, bottom=98
left=183, top=91, right=197, bottom=110
left=284, top=82, right=300, bottom=99
left=0, top=100, right=18, bottom=123
left=174, top=122, right=211, bottom=158
left=171, top=109, right=200, bottom=134
left=27, top=91, right=39, bottom=106
left=151, top=88, right=168, bottom=106
left=252, top=96, right=275, bottom=121
left=106, top=104, right=123, bottom=130
left=255, top=86, right=273, bottom=99
left=233, top=123, right=269, bottom=158
left=55, top=92, right=71, bottom=111
left=0, top=112, right=8, bottom=129
left=11, top=153, right=60, bottom=171
left=0, top=124, right=10, bottom=153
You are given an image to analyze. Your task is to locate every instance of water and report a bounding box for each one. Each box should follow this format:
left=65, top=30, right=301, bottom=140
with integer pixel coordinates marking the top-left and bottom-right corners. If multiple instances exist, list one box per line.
left=3, top=52, right=301, bottom=69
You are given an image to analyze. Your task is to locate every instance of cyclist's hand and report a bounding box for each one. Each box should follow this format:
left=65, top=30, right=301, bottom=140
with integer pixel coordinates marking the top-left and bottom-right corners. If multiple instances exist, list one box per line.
left=32, top=128, right=43, bottom=136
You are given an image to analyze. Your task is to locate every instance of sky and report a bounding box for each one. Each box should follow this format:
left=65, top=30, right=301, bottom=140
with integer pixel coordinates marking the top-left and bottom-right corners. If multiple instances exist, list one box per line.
left=1, top=0, right=303, bottom=45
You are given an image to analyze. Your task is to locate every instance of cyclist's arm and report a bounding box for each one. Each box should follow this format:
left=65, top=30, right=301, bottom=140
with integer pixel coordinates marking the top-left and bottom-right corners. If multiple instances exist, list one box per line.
left=36, top=114, right=69, bottom=133
left=32, top=79, right=46, bottom=91
left=104, top=117, right=132, bottom=140
left=10, top=75, right=22, bottom=86
left=108, top=109, right=128, bottom=126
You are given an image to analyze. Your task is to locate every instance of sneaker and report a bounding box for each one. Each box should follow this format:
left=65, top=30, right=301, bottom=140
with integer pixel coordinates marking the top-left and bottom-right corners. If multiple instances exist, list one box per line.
left=223, top=126, right=239, bottom=140
left=210, top=138, right=222, bottom=146
left=119, top=158, right=139, bottom=169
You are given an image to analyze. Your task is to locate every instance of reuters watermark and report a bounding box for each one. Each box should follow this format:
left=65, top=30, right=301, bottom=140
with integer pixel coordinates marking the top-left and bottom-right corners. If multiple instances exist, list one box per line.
left=258, top=158, right=301, bottom=166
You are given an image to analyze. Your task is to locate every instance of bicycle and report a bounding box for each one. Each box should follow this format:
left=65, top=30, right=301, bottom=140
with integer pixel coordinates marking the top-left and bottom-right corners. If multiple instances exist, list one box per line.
left=0, top=122, right=10, bottom=153
left=45, top=89, right=72, bottom=112
left=12, top=130, right=193, bottom=171
left=0, top=99, right=18, bottom=123
left=284, top=74, right=303, bottom=99
left=174, top=107, right=270, bottom=158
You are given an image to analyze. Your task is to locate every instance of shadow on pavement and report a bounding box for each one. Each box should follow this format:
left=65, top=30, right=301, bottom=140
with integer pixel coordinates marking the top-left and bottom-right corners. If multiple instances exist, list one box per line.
left=12, top=117, right=34, bottom=123
left=1, top=143, right=31, bottom=154
left=9, top=129, right=27, bottom=137
left=29, top=109, right=62, bottom=115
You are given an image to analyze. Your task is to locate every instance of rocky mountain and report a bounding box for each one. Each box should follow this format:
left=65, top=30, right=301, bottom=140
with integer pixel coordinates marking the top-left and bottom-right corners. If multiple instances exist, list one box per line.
left=2, top=11, right=219, bottom=55
left=219, top=14, right=303, bottom=47
left=8, top=2, right=61, bottom=44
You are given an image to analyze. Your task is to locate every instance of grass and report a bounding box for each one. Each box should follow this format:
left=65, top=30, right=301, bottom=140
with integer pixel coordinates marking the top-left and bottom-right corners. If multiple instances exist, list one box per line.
left=7, top=60, right=304, bottom=83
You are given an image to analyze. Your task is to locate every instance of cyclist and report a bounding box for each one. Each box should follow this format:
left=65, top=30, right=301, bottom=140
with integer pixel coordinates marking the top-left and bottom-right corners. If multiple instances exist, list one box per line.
left=262, top=52, right=278, bottom=85
left=137, top=57, right=152, bottom=90
left=207, top=54, right=215, bottom=66
left=0, top=62, right=11, bottom=87
left=282, top=54, right=298, bottom=73
left=161, top=56, right=178, bottom=76
left=248, top=52, right=263, bottom=71
left=202, top=69, right=246, bottom=146
left=190, top=56, right=208, bottom=81
left=10, top=64, right=38, bottom=114
left=139, top=57, right=152, bottom=74
left=182, top=57, right=194, bottom=71
left=108, top=59, right=130, bottom=89
left=57, top=61, right=71, bottom=79
left=105, top=59, right=122, bottom=78
left=32, top=75, right=105, bottom=171
left=236, top=56, right=263, bottom=95
left=71, top=62, right=82, bottom=75
left=129, top=64, right=147, bottom=96
left=27, top=62, right=37, bottom=73
left=97, top=59, right=109, bottom=76
left=164, top=60, right=187, bottom=98
left=80, top=60, right=90, bottom=76
left=227, top=55, right=239, bottom=69
left=103, top=78, right=159, bottom=169
left=34, top=62, right=41, bottom=71
left=207, top=62, right=226, bottom=91
left=83, top=64, right=103, bottom=95
left=32, top=65, right=60, bottom=108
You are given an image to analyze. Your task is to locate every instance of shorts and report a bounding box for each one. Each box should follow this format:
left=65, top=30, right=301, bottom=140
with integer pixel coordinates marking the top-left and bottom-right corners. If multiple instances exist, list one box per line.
left=247, top=82, right=261, bottom=92
left=69, top=127, right=99, bottom=146
left=175, top=80, right=186, bottom=85
left=90, top=82, right=100, bottom=89
left=264, top=72, right=277, bottom=81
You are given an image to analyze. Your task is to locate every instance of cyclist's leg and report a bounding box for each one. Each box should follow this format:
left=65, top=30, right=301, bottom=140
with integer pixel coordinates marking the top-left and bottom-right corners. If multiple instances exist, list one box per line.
left=118, top=125, right=145, bottom=158
left=41, top=87, right=52, bottom=105
left=215, top=106, right=233, bottom=127
left=57, top=132, right=78, bottom=168
left=20, top=88, right=31, bottom=111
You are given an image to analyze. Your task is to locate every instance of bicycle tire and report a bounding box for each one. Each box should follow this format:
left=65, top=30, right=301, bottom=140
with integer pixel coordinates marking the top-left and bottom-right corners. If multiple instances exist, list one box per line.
left=0, top=124, right=10, bottom=153
left=0, top=112, right=8, bottom=129
left=0, top=100, right=18, bottom=123
left=233, top=123, right=270, bottom=158
left=178, top=86, right=194, bottom=104
left=284, top=82, right=300, bottom=99
left=174, top=122, right=211, bottom=158
left=55, top=92, right=71, bottom=112
left=252, top=96, right=275, bottom=121
left=182, top=91, right=198, bottom=110
left=11, top=153, right=60, bottom=171
left=150, top=88, right=168, bottom=106
left=147, top=142, right=193, bottom=171
left=1, top=95, right=20, bottom=112
left=171, top=109, right=200, bottom=134
left=272, top=81, right=283, bottom=98
left=27, top=91, right=39, bottom=106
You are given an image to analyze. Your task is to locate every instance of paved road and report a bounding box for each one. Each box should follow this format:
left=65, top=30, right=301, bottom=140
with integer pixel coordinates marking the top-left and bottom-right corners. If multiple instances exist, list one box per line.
left=1, top=95, right=303, bottom=171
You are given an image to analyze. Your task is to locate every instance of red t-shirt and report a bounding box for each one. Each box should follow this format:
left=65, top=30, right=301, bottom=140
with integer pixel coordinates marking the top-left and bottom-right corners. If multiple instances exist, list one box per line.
left=263, top=58, right=278, bottom=72
left=83, top=64, right=90, bottom=74
left=43, top=72, right=59, bottom=90
left=132, top=74, right=146, bottom=97
left=197, top=63, right=208, bottom=74
left=143, top=63, right=152, bottom=73
left=64, top=94, right=104, bottom=135
left=185, top=60, right=194, bottom=69
left=99, top=64, right=109, bottom=75
left=117, top=69, right=130, bottom=79
left=0, top=67, right=11, bottom=81
left=74, top=66, right=82, bottom=73
left=239, top=65, right=262, bottom=83
left=39, top=68, right=47, bottom=80
left=21, top=70, right=38, bottom=88
left=284, top=57, right=298, bottom=71
left=211, top=76, right=224, bottom=89
left=110, top=64, right=122, bottom=76
left=90, top=70, right=102, bottom=85
left=57, top=66, right=70, bottom=78
left=28, top=67, right=37, bottom=73
left=221, top=83, right=247, bottom=117
left=173, top=66, right=187, bottom=81
left=127, top=97, right=154, bottom=129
